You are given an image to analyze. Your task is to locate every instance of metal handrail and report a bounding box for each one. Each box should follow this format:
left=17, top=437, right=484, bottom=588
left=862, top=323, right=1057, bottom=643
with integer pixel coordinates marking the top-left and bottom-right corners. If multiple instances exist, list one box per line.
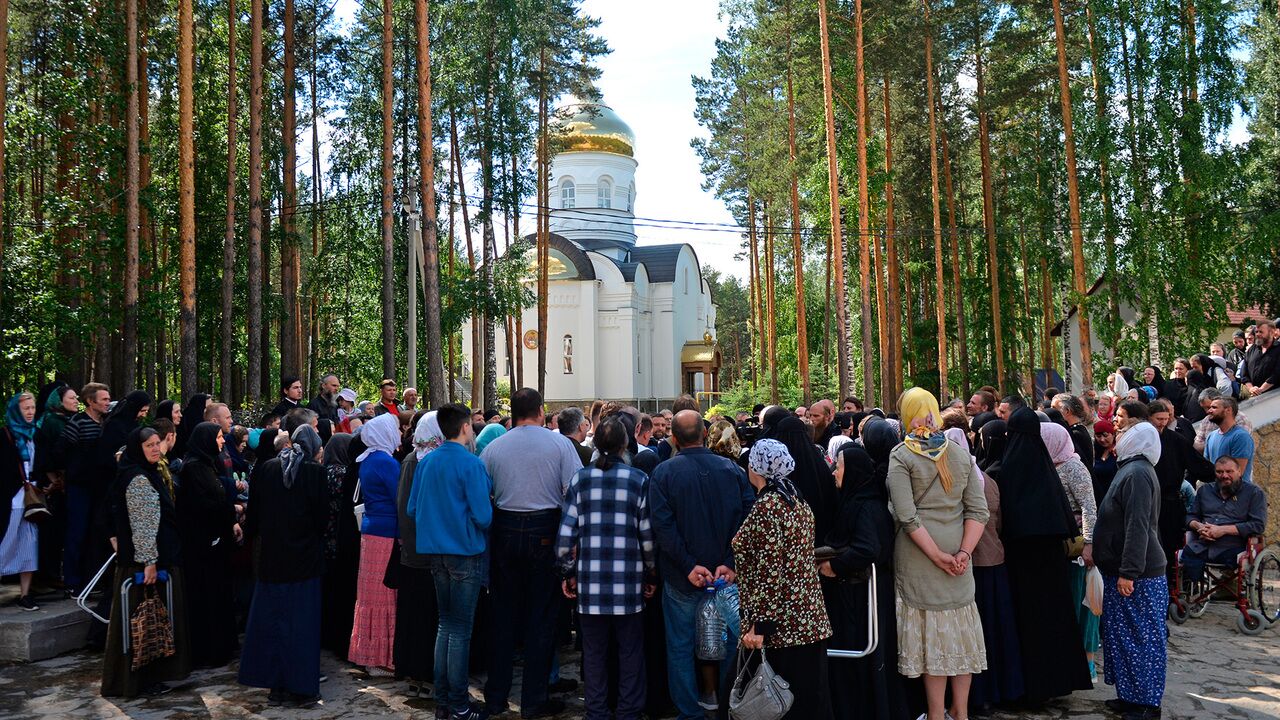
left=826, top=564, right=879, bottom=660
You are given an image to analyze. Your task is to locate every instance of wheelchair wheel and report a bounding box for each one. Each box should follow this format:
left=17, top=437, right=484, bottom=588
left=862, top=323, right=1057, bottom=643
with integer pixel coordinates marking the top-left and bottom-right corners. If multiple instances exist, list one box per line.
left=1236, top=609, right=1266, bottom=636
left=1250, top=547, right=1280, bottom=625
left=1168, top=600, right=1189, bottom=624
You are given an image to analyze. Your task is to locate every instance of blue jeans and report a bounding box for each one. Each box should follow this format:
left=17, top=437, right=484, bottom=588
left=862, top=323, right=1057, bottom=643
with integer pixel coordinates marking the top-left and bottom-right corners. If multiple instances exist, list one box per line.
left=663, top=584, right=739, bottom=720
left=428, top=553, right=485, bottom=713
left=484, top=509, right=560, bottom=713
left=63, top=483, right=92, bottom=589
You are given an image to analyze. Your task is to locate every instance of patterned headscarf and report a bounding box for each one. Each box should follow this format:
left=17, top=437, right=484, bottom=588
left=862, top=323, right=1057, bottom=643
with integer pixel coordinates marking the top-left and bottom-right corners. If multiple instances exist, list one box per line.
left=5, top=394, right=37, bottom=463
left=899, top=387, right=955, bottom=494
left=748, top=438, right=800, bottom=505
left=413, top=411, right=443, bottom=460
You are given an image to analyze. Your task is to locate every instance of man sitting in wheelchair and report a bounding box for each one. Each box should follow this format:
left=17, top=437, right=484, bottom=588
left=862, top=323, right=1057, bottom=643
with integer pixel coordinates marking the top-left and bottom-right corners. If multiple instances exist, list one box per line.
left=1183, top=457, right=1267, bottom=581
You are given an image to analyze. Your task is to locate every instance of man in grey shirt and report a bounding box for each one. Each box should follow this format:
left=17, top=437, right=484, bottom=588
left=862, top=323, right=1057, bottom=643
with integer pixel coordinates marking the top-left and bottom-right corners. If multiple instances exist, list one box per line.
left=479, top=388, right=582, bottom=718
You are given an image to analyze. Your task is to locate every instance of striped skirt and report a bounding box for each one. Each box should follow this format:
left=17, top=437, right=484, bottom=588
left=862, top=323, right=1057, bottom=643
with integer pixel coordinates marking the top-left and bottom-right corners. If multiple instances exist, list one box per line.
left=0, top=504, right=38, bottom=575
left=348, top=534, right=397, bottom=669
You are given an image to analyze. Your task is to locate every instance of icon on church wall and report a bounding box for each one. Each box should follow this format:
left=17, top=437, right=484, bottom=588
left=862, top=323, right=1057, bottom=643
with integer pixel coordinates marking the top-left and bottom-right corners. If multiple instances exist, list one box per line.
left=563, top=335, right=574, bottom=374
left=523, top=330, right=539, bottom=350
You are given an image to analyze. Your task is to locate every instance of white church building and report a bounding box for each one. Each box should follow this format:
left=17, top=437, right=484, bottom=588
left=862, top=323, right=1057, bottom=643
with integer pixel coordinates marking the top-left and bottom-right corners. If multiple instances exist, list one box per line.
left=462, top=101, right=720, bottom=410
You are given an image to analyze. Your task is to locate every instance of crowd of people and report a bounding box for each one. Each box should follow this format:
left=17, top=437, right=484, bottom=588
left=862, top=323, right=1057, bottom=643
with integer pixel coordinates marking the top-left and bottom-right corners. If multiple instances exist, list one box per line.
left=0, top=326, right=1274, bottom=720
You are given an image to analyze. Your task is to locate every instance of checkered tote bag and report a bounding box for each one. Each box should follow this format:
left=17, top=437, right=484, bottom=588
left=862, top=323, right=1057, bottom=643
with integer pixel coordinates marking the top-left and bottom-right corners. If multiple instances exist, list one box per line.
left=130, top=586, right=175, bottom=670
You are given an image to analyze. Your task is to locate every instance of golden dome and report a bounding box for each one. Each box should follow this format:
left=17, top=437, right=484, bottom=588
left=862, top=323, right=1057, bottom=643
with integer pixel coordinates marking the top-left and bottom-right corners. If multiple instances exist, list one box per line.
left=554, top=102, right=636, bottom=157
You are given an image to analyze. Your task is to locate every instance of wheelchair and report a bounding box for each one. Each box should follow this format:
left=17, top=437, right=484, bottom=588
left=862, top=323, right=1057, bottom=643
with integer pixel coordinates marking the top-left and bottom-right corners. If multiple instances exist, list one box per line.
left=1168, top=535, right=1280, bottom=635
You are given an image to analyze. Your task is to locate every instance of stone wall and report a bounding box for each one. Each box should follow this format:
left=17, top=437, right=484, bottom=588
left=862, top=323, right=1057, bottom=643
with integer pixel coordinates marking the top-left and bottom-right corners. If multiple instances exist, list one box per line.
left=1243, top=391, right=1280, bottom=542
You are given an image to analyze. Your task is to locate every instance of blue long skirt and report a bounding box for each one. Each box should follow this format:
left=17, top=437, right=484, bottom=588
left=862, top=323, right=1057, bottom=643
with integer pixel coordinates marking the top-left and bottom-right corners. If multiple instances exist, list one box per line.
left=970, top=563, right=1025, bottom=710
left=1100, top=575, right=1167, bottom=708
left=239, top=576, right=322, bottom=697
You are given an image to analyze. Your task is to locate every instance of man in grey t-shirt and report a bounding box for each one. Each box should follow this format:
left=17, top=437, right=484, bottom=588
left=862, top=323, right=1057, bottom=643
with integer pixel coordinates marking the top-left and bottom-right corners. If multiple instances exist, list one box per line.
left=479, top=388, right=582, bottom=718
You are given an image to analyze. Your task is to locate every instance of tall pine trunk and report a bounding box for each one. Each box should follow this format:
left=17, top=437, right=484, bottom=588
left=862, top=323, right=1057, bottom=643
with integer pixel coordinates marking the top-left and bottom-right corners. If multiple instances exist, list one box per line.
left=764, top=201, right=779, bottom=403
left=1052, top=0, right=1094, bottom=388
left=414, top=0, right=445, bottom=406
left=923, top=0, right=947, bottom=398
left=247, top=0, right=264, bottom=402
left=882, top=72, right=901, bottom=407
left=0, top=0, right=7, bottom=308
left=123, top=0, right=140, bottom=391
left=280, top=0, right=299, bottom=379
left=451, top=111, right=481, bottom=407
left=817, top=0, right=849, bottom=399
left=784, top=19, right=809, bottom=403
left=975, top=18, right=1004, bottom=393
left=941, top=126, right=968, bottom=398
left=380, top=0, right=396, bottom=378
left=853, top=0, right=876, bottom=407
left=178, top=0, right=197, bottom=398
left=222, top=0, right=238, bottom=402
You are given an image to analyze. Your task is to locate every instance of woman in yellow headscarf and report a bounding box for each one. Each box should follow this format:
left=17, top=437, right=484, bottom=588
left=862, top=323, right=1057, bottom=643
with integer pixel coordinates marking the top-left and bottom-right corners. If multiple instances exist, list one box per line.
left=887, top=387, right=991, bottom=720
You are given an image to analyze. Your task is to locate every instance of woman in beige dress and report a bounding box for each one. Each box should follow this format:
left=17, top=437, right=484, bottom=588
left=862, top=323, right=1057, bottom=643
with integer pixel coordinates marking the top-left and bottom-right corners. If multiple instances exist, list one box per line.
left=887, top=388, right=989, bottom=720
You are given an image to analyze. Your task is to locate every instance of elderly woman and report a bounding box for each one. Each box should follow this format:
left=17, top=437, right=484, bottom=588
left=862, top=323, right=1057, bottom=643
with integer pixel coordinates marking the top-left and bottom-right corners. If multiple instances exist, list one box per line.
left=1040, top=422, right=1100, bottom=679
left=349, top=412, right=402, bottom=676
left=102, top=427, right=191, bottom=697
left=887, top=387, right=988, bottom=720
left=735, top=438, right=833, bottom=719
left=239, top=424, right=328, bottom=706
left=1094, top=421, right=1166, bottom=720
left=1, top=393, right=40, bottom=610
left=820, top=419, right=909, bottom=720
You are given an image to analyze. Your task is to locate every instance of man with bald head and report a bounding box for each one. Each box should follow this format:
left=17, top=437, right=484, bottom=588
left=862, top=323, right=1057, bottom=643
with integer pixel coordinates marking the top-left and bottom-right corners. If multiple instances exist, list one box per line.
left=807, top=399, right=837, bottom=448
left=649, top=409, right=755, bottom=719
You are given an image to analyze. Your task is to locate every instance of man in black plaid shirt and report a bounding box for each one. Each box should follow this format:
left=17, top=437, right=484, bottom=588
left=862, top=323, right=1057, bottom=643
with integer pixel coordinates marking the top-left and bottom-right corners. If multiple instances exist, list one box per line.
left=555, top=416, right=656, bottom=720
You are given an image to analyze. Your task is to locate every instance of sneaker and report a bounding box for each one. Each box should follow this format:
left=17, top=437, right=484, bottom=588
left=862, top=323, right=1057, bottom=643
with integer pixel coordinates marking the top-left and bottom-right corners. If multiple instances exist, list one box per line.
left=521, top=699, right=565, bottom=718
left=16, top=596, right=38, bottom=612
left=697, top=691, right=719, bottom=711
left=367, top=666, right=395, bottom=678
left=319, top=674, right=329, bottom=683
left=453, top=704, right=491, bottom=720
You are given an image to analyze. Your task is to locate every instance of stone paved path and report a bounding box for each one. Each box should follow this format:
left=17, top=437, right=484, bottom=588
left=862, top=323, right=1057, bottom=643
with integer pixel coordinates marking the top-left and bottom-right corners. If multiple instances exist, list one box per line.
left=0, top=601, right=1276, bottom=719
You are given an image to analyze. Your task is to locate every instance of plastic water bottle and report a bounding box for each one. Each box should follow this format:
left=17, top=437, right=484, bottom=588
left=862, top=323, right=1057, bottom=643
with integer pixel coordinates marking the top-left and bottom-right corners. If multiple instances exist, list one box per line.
left=696, top=581, right=727, bottom=660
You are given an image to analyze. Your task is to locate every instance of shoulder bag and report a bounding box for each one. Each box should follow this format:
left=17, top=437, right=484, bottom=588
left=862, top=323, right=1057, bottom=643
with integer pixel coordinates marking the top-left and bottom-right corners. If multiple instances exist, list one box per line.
left=6, top=428, right=51, bottom=523
left=729, top=647, right=793, bottom=720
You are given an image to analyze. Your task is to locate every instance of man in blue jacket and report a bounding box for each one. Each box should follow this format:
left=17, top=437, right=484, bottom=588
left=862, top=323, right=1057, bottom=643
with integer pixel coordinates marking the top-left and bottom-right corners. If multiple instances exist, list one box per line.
left=408, top=403, right=493, bottom=720
left=649, top=410, right=755, bottom=719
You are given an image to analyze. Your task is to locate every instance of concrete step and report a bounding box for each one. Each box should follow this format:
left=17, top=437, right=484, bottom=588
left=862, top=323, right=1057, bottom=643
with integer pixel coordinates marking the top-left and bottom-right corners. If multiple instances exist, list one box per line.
left=0, top=597, right=91, bottom=663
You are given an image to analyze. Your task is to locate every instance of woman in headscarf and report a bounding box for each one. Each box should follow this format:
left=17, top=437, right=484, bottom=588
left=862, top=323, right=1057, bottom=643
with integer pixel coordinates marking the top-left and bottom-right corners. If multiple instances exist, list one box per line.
left=320, top=433, right=362, bottom=657
left=1181, top=369, right=1211, bottom=422
left=1092, top=419, right=1120, bottom=504
left=820, top=420, right=909, bottom=720
left=764, top=415, right=839, bottom=544
left=1092, top=421, right=1166, bottom=720
left=474, top=422, right=506, bottom=457
left=964, top=422, right=1023, bottom=714
left=997, top=407, right=1092, bottom=704
left=101, top=427, right=191, bottom=697
left=35, top=384, right=77, bottom=586
left=173, top=393, right=210, bottom=460
left=393, top=414, right=441, bottom=694
left=153, top=399, right=181, bottom=428
left=1040, top=422, right=1100, bottom=680
left=1192, top=353, right=1233, bottom=397
left=1140, top=366, right=1168, bottom=401
left=239, top=424, right=328, bottom=706
left=886, top=388, right=988, bottom=720
left=1, top=393, right=41, bottom=610
left=735, top=439, right=834, bottom=720
left=348, top=411, right=401, bottom=676
left=176, top=422, right=239, bottom=668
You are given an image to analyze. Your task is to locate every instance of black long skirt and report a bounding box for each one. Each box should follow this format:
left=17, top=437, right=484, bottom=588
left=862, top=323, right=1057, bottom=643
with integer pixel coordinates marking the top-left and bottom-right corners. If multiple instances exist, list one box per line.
left=183, top=547, right=238, bottom=668
left=239, top=576, right=322, bottom=697
left=734, top=641, right=833, bottom=720
left=101, top=564, right=192, bottom=698
left=393, top=564, right=438, bottom=682
left=1003, top=537, right=1093, bottom=702
left=827, top=569, right=909, bottom=720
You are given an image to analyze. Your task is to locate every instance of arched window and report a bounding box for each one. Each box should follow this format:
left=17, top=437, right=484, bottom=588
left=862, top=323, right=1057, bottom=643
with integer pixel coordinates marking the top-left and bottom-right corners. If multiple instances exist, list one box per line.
left=597, top=179, right=613, bottom=208
left=683, top=268, right=690, bottom=295
left=628, top=183, right=636, bottom=212
left=560, top=179, right=576, bottom=209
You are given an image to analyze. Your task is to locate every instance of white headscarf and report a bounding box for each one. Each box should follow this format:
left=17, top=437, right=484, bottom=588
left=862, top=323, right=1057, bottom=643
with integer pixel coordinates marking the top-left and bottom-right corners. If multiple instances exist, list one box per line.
left=1111, top=367, right=1130, bottom=397
left=944, top=426, right=984, bottom=489
left=414, top=411, right=443, bottom=460
left=356, top=411, right=402, bottom=463
left=827, top=434, right=852, bottom=461
left=1116, top=421, right=1161, bottom=466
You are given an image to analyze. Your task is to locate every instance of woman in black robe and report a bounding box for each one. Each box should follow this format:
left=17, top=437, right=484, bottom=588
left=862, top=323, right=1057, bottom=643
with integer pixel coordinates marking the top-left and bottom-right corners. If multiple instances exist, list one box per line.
left=173, top=393, right=211, bottom=461
left=821, top=419, right=908, bottom=720
left=976, top=420, right=1008, bottom=476
left=320, top=432, right=363, bottom=657
left=765, top=416, right=839, bottom=542
left=1182, top=369, right=1211, bottom=423
left=997, top=408, right=1092, bottom=704
left=177, top=422, right=239, bottom=668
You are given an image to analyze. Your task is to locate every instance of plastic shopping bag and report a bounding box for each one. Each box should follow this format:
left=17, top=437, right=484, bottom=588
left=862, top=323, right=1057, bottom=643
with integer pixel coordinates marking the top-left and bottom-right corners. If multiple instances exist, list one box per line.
left=1083, top=566, right=1104, bottom=617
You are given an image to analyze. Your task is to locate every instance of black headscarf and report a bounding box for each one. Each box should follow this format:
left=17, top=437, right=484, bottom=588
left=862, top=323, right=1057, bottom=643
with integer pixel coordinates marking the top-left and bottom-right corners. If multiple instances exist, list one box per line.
left=1043, top=407, right=1069, bottom=429
left=1117, top=366, right=1138, bottom=390
left=255, top=428, right=284, bottom=465
left=981, top=422, right=1010, bottom=485
left=1182, top=369, right=1210, bottom=422
left=116, top=426, right=167, bottom=498
left=861, top=417, right=899, bottom=469
left=1144, top=365, right=1168, bottom=400
left=996, top=407, right=1078, bottom=540
left=98, top=390, right=152, bottom=470
left=846, top=411, right=871, bottom=440
left=183, top=422, right=224, bottom=469
left=324, top=433, right=354, bottom=469
left=765, top=416, right=838, bottom=542
left=760, top=405, right=791, bottom=435
left=174, top=393, right=211, bottom=458
left=153, top=399, right=178, bottom=424
left=34, top=381, right=66, bottom=422
left=834, top=442, right=882, bottom=502
left=107, top=390, right=152, bottom=430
